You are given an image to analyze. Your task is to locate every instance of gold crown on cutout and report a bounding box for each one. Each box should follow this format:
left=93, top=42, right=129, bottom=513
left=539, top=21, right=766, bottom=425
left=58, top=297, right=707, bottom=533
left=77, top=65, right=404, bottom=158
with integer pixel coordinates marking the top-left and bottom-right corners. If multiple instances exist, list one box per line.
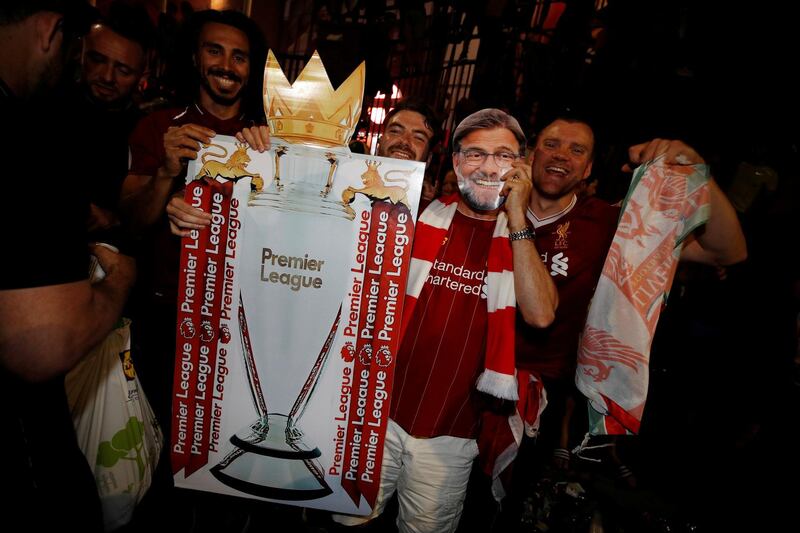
left=263, top=50, right=365, bottom=148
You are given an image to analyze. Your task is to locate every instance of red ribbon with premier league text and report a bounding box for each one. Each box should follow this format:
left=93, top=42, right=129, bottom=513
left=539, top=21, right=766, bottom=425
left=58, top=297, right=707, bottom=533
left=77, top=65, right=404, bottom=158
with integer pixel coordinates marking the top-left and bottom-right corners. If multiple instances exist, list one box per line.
left=340, top=202, right=383, bottom=504
left=340, top=202, right=415, bottom=507
left=356, top=203, right=414, bottom=505
left=172, top=180, right=233, bottom=475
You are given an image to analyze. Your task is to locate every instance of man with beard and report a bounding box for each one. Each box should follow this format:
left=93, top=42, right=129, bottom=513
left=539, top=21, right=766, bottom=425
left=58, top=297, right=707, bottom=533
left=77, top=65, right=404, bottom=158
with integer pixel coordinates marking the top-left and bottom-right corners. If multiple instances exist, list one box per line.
left=0, top=1, right=135, bottom=530
left=495, top=116, right=746, bottom=525
left=118, top=8, right=266, bottom=474
left=378, top=99, right=439, bottom=162
left=334, top=108, right=557, bottom=532
left=121, top=9, right=265, bottom=233
left=64, top=2, right=154, bottom=240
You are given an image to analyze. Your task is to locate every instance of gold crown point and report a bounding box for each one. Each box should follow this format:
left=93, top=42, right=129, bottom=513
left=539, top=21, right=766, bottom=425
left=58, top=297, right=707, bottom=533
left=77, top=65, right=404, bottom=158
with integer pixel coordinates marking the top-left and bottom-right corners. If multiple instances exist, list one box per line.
left=263, top=49, right=365, bottom=148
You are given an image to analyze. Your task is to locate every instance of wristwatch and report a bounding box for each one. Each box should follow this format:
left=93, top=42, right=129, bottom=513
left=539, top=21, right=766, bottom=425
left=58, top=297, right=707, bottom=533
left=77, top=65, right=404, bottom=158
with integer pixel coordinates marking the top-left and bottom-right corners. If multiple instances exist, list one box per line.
left=508, top=226, right=536, bottom=242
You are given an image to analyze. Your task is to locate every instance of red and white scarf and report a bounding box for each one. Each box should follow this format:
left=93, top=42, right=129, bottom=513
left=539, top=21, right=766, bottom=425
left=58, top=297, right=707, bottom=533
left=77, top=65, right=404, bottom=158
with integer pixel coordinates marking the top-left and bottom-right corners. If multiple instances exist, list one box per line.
left=478, top=370, right=548, bottom=500
left=399, top=194, right=519, bottom=400
left=576, top=159, right=710, bottom=435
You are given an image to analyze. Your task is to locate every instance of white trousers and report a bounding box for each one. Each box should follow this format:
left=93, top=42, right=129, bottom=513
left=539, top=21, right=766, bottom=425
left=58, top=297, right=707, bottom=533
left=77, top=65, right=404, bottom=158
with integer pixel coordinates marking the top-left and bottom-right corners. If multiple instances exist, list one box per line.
left=333, top=419, right=479, bottom=533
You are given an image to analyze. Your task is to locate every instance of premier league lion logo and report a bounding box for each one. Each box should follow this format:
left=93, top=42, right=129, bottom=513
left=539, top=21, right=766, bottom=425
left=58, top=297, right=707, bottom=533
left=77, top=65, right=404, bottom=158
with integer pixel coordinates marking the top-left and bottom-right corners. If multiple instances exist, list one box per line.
left=179, top=317, right=196, bottom=339
left=340, top=342, right=355, bottom=362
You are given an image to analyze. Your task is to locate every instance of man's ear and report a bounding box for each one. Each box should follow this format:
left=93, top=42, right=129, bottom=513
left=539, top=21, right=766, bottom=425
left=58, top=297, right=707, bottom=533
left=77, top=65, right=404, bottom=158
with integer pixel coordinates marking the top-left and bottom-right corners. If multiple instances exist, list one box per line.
left=35, top=12, right=64, bottom=53
left=582, top=161, right=594, bottom=179
left=137, top=69, right=150, bottom=94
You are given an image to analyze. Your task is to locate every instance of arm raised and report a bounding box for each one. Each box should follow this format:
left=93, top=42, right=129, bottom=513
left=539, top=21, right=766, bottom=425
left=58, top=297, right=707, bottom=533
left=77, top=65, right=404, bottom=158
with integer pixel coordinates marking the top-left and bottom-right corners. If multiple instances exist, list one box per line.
left=626, top=139, right=747, bottom=266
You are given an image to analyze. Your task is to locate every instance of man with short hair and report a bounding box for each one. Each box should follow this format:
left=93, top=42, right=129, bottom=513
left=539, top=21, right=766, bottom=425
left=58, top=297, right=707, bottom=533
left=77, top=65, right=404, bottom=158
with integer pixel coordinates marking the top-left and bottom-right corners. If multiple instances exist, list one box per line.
left=378, top=99, right=440, bottom=162
left=335, top=108, right=557, bottom=533
left=0, top=1, right=135, bottom=530
left=516, top=117, right=619, bottom=422
left=496, top=116, right=747, bottom=524
left=80, top=5, right=150, bottom=109
left=67, top=1, right=154, bottom=237
left=117, top=12, right=268, bottom=531
left=518, top=117, right=746, bottom=449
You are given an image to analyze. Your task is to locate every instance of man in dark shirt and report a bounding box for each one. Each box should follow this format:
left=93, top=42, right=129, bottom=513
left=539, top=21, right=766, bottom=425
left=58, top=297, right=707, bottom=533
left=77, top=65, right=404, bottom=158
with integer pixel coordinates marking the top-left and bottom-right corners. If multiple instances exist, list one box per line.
left=0, top=1, right=136, bottom=530
left=492, top=117, right=747, bottom=527
left=67, top=2, right=154, bottom=240
left=518, top=118, right=747, bottom=455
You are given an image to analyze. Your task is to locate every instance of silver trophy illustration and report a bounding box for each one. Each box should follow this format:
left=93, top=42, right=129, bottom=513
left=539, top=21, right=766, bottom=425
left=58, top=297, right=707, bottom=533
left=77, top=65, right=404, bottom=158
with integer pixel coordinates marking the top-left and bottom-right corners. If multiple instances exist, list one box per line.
left=248, top=143, right=354, bottom=220
left=210, top=297, right=341, bottom=499
left=211, top=145, right=355, bottom=500
left=210, top=48, right=366, bottom=501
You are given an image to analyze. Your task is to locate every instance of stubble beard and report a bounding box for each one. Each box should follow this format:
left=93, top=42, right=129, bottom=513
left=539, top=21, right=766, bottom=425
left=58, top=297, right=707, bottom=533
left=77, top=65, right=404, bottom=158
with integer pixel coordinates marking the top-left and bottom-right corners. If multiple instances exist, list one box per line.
left=457, top=168, right=506, bottom=211
left=199, top=69, right=245, bottom=108
left=533, top=173, right=581, bottom=202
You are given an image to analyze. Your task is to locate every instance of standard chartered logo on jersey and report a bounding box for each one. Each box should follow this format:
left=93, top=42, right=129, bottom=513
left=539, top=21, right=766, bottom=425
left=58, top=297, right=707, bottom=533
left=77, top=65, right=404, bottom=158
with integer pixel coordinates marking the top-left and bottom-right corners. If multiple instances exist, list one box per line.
left=426, top=259, right=488, bottom=299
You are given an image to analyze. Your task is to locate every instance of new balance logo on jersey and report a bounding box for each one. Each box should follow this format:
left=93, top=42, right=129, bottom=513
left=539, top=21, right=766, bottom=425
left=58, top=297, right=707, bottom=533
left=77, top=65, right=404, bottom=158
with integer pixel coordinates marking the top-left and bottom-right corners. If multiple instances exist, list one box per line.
left=550, top=252, right=568, bottom=277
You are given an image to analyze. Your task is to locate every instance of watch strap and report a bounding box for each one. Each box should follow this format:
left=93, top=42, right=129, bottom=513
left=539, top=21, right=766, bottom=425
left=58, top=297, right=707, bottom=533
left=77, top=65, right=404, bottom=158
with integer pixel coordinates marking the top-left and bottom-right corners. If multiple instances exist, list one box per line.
left=508, top=226, right=536, bottom=242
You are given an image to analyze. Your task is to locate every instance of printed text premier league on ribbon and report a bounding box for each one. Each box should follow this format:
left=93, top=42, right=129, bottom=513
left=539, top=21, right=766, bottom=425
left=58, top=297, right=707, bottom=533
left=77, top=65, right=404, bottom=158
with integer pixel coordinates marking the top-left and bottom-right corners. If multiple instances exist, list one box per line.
left=174, top=189, right=239, bottom=459
left=329, top=207, right=410, bottom=484
left=172, top=177, right=417, bottom=506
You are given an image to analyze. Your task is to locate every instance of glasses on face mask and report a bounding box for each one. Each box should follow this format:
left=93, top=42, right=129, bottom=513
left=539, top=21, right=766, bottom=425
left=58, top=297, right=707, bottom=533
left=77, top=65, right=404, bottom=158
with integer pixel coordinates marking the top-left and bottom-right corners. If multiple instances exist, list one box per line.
left=458, top=149, right=519, bottom=168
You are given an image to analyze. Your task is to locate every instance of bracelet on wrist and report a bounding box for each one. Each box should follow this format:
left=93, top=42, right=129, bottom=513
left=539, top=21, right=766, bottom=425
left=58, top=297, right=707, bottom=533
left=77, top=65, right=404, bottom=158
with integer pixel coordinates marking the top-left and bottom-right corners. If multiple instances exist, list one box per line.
left=508, top=226, right=536, bottom=242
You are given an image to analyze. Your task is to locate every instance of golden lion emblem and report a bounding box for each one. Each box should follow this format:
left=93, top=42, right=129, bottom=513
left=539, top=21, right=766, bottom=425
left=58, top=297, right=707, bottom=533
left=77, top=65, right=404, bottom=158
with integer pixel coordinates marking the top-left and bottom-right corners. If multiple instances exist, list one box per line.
left=341, top=161, right=412, bottom=208
left=556, top=221, right=570, bottom=240
left=195, top=142, right=263, bottom=191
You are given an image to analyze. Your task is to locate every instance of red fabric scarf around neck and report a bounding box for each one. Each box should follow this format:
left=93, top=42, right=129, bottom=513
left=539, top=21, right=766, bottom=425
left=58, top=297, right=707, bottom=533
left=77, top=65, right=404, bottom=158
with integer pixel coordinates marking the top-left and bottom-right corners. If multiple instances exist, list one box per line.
left=399, top=194, right=518, bottom=400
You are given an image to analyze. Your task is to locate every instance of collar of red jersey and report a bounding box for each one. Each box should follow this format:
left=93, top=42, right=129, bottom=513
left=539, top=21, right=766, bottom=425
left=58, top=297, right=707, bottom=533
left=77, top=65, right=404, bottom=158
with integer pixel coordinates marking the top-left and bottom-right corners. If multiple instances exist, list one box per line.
left=527, top=194, right=577, bottom=228
left=192, top=102, right=246, bottom=121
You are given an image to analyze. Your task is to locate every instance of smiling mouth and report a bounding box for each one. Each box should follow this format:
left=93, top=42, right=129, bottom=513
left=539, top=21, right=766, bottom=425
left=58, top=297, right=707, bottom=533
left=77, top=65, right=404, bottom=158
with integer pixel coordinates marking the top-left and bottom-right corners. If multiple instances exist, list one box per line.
left=473, top=178, right=502, bottom=188
left=389, top=148, right=414, bottom=160
left=213, top=75, right=239, bottom=89
left=545, top=165, right=568, bottom=175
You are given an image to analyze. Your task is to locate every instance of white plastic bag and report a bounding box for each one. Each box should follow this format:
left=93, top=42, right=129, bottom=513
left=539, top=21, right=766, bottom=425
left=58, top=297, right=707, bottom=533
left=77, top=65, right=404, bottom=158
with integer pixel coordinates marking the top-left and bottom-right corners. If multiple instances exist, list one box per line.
left=66, top=318, right=163, bottom=531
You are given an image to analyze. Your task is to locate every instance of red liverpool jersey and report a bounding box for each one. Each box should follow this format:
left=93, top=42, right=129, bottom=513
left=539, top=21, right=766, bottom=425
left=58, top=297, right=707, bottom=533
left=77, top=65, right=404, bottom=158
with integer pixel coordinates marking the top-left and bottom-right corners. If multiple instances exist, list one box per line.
left=391, top=211, right=496, bottom=438
left=516, top=196, right=619, bottom=381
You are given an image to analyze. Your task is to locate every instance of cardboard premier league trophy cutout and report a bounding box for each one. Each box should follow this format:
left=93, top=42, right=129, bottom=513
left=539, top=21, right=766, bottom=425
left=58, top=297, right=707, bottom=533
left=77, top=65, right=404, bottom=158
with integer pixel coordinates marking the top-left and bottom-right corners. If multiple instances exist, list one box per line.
left=171, top=51, right=425, bottom=515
